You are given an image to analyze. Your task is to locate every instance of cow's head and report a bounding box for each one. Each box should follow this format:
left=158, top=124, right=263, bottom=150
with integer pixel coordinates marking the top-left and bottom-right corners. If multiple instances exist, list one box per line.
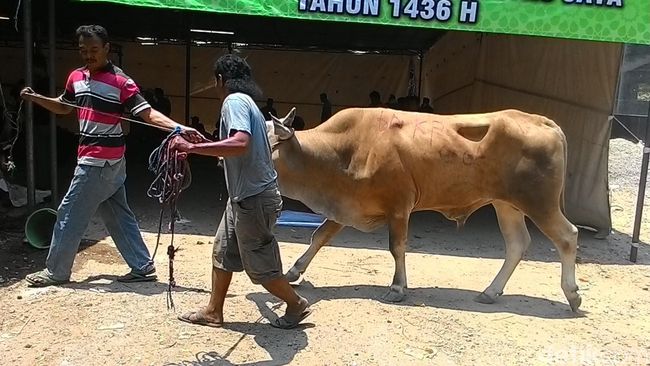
left=266, top=107, right=296, bottom=150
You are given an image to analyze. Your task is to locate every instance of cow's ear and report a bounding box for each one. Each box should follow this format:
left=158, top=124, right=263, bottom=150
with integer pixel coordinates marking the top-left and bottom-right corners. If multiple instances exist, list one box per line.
left=272, top=119, right=293, bottom=140
left=269, top=113, right=286, bottom=126
left=272, top=107, right=296, bottom=127
left=282, top=107, right=296, bottom=127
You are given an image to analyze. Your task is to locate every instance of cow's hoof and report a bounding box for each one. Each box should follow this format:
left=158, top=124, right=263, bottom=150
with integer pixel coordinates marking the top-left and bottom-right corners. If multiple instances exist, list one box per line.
left=474, top=292, right=496, bottom=304
left=285, top=268, right=302, bottom=283
left=568, top=295, right=582, bottom=312
left=381, top=287, right=405, bottom=303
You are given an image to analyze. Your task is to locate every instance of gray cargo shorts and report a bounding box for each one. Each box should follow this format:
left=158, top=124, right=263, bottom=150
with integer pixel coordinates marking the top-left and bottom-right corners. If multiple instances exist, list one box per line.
left=212, top=185, right=284, bottom=284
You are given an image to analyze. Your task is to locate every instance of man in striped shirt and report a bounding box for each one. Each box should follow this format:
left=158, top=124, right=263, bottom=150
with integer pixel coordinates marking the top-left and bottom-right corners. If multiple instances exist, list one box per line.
left=20, top=25, right=203, bottom=287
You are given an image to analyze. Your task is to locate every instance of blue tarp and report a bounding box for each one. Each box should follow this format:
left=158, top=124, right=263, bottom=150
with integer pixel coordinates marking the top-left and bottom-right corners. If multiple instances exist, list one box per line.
left=277, top=210, right=325, bottom=228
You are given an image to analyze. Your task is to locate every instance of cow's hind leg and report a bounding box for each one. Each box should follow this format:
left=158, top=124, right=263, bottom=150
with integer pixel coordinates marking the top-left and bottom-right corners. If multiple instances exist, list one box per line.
left=476, top=201, right=531, bottom=304
left=285, top=220, right=344, bottom=282
left=529, top=209, right=581, bottom=312
left=382, top=214, right=410, bottom=302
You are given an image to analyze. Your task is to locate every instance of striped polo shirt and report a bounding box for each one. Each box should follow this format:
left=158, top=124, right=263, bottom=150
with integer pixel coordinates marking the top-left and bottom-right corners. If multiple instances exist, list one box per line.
left=59, top=61, right=150, bottom=166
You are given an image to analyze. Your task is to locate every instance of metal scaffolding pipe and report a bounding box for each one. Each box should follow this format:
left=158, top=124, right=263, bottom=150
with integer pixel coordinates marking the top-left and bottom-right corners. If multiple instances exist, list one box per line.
left=630, top=101, right=650, bottom=262
left=23, top=0, right=35, bottom=208
left=418, top=50, right=424, bottom=99
left=185, top=38, right=191, bottom=125
left=48, top=0, right=58, bottom=204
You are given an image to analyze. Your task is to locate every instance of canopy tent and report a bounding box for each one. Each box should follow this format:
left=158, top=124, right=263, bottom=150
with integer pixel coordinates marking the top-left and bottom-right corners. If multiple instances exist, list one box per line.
left=0, top=1, right=446, bottom=52
left=3, top=0, right=650, bottom=260
left=78, top=0, right=650, bottom=45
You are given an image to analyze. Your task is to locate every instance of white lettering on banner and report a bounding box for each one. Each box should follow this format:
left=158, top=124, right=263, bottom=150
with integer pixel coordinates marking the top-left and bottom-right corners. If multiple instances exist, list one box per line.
left=310, top=0, right=327, bottom=12
left=347, top=0, right=361, bottom=14
left=298, top=0, right=479, bottom=23
left=299, top=0, right=624, bottom=25
left=388, top=0, right=454, bottom=21
left=328, top=0, right=345, bottom=13
left=459, top=0, right=478, bottom=23
left=563, top=0, right=623, bottom=7
left=298, top=0, right=380, bottom=16
left=458, top=0, right=478, bottom=23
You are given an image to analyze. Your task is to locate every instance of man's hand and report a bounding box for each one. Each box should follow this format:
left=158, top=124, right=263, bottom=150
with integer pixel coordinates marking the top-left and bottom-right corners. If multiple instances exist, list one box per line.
left=17, top=88, right=72, bottom=115
left=20, top=87, right=36, bottom=101
left=180, top=126, right=207, bottom=143
left=170, top=135, right=195, bottom=156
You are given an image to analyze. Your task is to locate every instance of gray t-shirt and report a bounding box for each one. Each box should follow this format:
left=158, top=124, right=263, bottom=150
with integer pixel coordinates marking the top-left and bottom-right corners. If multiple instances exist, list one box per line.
left=219, top=92, right=278, bottom=202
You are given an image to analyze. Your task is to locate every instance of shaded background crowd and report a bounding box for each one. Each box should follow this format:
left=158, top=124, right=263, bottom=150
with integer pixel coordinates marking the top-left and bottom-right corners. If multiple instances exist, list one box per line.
left=1, top=58, right=435, bottom=211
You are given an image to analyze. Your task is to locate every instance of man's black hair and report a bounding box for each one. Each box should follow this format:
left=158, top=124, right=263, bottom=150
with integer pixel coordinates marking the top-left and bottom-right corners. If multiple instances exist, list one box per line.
left=76, top=25, right=109, bottom=45
left=213, top=54, right=262, bottom=99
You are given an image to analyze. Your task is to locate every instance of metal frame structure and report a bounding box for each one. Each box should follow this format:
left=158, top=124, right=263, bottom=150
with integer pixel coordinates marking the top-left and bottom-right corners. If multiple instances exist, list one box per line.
left=11, top=0, right=646, bottom=263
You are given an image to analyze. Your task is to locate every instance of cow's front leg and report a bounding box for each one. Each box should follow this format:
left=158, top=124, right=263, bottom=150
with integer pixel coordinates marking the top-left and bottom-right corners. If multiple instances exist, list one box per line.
left=286, top=220, right=344, bottom=283
left=382, top=215, right=409, bottom=302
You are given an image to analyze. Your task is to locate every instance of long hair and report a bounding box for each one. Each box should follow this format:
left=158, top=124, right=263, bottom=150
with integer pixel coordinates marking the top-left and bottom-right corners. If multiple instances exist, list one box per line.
left=214, top=54, right=262, bottom=99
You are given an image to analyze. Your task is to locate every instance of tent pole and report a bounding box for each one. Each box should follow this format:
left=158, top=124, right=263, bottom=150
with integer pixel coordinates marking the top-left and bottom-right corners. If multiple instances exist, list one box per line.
left=184, top=37, right=191, bottom=124
left=48, top=0, right=58, bottom=204
left=23, top=0, right=35, bottom=208
left=631, top=101, right=650, bottom=262
left=418, top=50, right=424, bottom=100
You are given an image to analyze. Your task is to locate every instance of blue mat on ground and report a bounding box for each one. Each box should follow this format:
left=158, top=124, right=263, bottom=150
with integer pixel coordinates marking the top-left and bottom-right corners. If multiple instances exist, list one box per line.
left=277, top=210, right=325, bottom=228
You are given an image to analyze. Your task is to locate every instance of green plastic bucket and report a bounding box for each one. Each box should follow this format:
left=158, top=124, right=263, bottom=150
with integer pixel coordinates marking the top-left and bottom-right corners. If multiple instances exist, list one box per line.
left=24, top=208, right=57, bottom=249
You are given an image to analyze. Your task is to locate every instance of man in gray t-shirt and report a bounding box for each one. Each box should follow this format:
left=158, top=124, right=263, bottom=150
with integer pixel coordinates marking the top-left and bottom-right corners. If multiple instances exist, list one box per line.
left=172, top=54, right=311, bottom=329
left=219, top=92, right=277, bottom=202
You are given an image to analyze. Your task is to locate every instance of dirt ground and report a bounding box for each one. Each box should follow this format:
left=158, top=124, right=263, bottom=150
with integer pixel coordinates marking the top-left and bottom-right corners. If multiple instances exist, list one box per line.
left=1, top=140, right=650, bottom=366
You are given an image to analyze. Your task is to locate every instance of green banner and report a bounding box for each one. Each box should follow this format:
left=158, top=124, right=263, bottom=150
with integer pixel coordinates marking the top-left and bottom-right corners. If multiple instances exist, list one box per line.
left=77, top=0, right=650, bottom=45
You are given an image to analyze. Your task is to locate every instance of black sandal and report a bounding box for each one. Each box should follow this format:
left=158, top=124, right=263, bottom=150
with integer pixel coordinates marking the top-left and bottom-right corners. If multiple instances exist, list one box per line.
left=117, top=270, right=157, bottom=283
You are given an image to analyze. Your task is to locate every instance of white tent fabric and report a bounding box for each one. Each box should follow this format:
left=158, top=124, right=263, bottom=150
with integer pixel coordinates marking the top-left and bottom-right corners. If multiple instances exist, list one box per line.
left=0, top=32, right=621, bottom=230
left=421, top=33, right=621, bottom=231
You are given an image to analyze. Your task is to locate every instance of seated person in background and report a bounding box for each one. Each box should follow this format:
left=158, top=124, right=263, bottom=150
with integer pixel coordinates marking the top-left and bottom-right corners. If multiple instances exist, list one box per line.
left=419, top=97, right=434, bottom=113
left=260, top=98, right=277, bottom=121
left=191, top=115, right=207, bottom=136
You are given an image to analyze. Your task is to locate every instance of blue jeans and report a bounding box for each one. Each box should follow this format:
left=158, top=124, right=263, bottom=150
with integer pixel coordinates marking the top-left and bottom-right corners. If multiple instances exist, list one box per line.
left=45, top=159, right=154, bottom=281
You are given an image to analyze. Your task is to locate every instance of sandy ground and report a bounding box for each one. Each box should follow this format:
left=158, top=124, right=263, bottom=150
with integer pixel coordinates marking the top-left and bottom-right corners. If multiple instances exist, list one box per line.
left=1, top=140, right=650, bottom=366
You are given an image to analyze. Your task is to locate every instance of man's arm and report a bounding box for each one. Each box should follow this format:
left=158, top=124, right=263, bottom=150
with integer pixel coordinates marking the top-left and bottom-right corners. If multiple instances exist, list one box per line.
left=175, top=94, right=252, bottom=157
left=20, top=88, right=73, bottom=115
left=172, top=131, right=250, bottom=158
left=137, top=107, right=183, bottom=131
left=136, top=107, right=205, bottom=143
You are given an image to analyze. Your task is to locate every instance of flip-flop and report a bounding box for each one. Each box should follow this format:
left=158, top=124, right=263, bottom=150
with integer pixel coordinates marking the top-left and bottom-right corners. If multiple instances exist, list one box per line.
left=117, top=271, right=158, bottom=283
left=25, top=270, right=69, bottom=287
left=270, top=300, right=313, bottom=330
left=178, top=311, right=223, bottom=328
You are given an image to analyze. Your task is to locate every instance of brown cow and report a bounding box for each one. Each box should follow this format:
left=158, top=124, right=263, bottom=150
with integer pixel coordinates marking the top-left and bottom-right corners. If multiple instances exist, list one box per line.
left=267, top=107, right=581, bottom=312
